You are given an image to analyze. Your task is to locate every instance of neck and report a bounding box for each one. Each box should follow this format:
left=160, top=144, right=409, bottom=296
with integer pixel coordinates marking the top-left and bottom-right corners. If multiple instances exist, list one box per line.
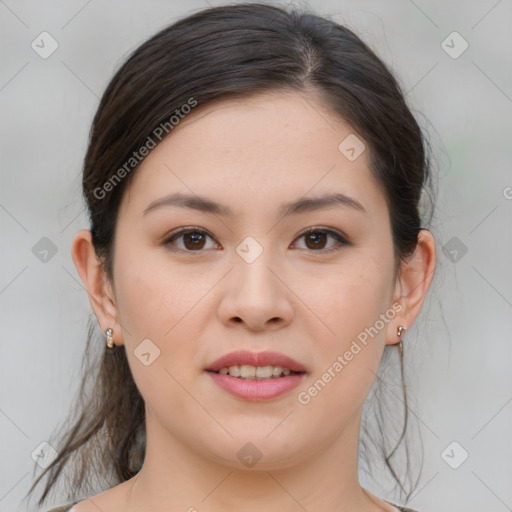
left=123, top=409, right=388, bottom=512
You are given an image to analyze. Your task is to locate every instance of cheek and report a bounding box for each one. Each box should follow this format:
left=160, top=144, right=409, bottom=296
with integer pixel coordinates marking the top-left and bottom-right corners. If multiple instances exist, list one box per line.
left=111, top=260, right=205, bottom=421
left=112, top=236, right=207, bottom=339
left=295, top=250, right=395, bottom=402
left=305, top=252, right=394, bottom=344
left=111, top=245, right=200, bottom=372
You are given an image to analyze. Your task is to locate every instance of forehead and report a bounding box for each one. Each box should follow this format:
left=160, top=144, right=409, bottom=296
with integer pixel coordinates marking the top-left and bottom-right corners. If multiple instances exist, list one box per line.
left=120, top=91, right=386, bottom=219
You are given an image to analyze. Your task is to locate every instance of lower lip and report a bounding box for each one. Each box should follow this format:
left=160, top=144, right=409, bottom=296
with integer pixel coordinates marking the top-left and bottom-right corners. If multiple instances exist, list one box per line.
left=205, top=371, right=306, bottom=401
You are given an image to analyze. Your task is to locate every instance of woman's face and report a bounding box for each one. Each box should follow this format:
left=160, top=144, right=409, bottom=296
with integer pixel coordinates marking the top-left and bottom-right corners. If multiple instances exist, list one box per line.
left=109, top=91, right=404, bottom=468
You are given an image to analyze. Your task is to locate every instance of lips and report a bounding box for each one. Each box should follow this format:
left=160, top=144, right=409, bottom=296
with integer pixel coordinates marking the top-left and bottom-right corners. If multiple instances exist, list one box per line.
left=205, top=350, right=307, bottom=373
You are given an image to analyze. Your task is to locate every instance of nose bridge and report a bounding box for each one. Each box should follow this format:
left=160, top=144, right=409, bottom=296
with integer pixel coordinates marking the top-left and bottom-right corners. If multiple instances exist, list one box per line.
left=232, top=237, right=280, bottom=296
left=220, top=235, right=293, bottom=329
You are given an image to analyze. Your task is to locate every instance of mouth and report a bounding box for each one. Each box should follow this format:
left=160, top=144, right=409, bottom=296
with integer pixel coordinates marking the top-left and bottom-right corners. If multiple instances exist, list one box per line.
left=205, top=349, right=307, bottom=375
left=204, top=350, right=307, bottom=400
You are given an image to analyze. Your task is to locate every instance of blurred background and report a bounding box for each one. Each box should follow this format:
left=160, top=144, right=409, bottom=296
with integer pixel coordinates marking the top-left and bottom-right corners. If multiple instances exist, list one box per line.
left=1, top=1, right=511, bottom=511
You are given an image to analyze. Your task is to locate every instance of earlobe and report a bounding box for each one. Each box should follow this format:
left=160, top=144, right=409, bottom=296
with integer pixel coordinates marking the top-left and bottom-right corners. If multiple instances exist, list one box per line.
left=71, top=229, right=123, bottom=346
left=386, top=229, right=436, bottom=346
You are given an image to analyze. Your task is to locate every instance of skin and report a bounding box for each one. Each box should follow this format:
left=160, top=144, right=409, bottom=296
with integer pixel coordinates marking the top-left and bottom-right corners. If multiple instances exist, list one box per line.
left=71, top=91, right=435, bottom=512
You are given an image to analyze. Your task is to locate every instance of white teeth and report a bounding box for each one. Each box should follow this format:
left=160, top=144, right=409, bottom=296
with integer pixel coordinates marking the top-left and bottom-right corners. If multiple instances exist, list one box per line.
left=272, top=366, right=283, bottom=377
left=228, top=365, right=240, bottom=377
left=240, top=365, right=256, bottom=379
left=216, top=364, right=297, bottom=379
left=256, top=365, right=273, bottom=379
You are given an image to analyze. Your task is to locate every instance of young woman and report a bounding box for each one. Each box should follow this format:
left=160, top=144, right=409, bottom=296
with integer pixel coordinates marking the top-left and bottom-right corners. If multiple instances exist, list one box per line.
left=29, top=3, right=436, bottom=511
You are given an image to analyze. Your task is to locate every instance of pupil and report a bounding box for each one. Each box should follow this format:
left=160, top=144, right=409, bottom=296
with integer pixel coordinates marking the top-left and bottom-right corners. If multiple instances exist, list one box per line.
left=184, top=233, right=205, bottom=250
left=307, top=232, right=326, bottom=249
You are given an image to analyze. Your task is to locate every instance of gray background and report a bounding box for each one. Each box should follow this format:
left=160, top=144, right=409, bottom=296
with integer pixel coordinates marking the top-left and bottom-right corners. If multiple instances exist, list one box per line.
left=1, top=1, right=511, bottom=511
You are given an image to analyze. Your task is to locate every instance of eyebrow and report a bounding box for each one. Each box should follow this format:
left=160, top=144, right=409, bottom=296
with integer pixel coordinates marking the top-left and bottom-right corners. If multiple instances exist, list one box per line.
left=142, top=191, right=367, bottom=217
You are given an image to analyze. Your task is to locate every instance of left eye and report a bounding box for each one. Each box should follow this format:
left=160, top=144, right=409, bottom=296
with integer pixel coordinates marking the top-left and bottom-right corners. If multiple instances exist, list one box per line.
left=291, top=228, right=348, bottom=253
left=162, top=227, right=348, bottom=253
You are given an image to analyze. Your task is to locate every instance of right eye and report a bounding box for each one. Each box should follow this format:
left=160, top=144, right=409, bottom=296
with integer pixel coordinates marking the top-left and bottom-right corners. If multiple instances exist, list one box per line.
left=162, top=227, right=220, bottom=253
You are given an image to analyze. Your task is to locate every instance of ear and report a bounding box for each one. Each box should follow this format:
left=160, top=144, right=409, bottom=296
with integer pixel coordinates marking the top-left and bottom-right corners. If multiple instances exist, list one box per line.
left=71, top=229, right=124, bottom=347
left=385, top=229, right=436, bottom=346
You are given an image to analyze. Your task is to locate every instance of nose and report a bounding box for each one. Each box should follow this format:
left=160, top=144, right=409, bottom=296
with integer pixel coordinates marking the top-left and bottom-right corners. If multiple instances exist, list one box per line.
left=217, top=250, right=294, bottom=332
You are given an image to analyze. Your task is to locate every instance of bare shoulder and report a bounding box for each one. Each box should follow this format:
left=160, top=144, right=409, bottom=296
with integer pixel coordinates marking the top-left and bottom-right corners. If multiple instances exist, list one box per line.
left=68, top=502, right=87, bottom=512
left=68, top=480, right=133, bottom=512
left=68, top=498, right=108, bottom=512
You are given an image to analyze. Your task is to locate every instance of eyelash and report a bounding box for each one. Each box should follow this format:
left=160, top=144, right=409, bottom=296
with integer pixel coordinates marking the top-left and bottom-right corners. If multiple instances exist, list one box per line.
left=162, top=226, right=350, bottom=255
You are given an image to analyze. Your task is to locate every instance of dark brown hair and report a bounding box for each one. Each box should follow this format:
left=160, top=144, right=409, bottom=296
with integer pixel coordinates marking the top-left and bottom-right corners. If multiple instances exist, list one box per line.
left=27, top=2, right=435, bottom=507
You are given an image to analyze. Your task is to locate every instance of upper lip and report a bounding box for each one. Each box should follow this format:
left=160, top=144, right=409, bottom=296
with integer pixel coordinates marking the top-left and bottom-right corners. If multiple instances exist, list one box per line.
left=205, top=350, right=307, bottom=373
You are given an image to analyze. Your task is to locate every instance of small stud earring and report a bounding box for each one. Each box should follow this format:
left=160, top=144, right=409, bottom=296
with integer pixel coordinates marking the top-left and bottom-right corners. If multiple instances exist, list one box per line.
left=105, top=327, right=114, bottom=349
left=397, top=325, right=407, bottom=338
